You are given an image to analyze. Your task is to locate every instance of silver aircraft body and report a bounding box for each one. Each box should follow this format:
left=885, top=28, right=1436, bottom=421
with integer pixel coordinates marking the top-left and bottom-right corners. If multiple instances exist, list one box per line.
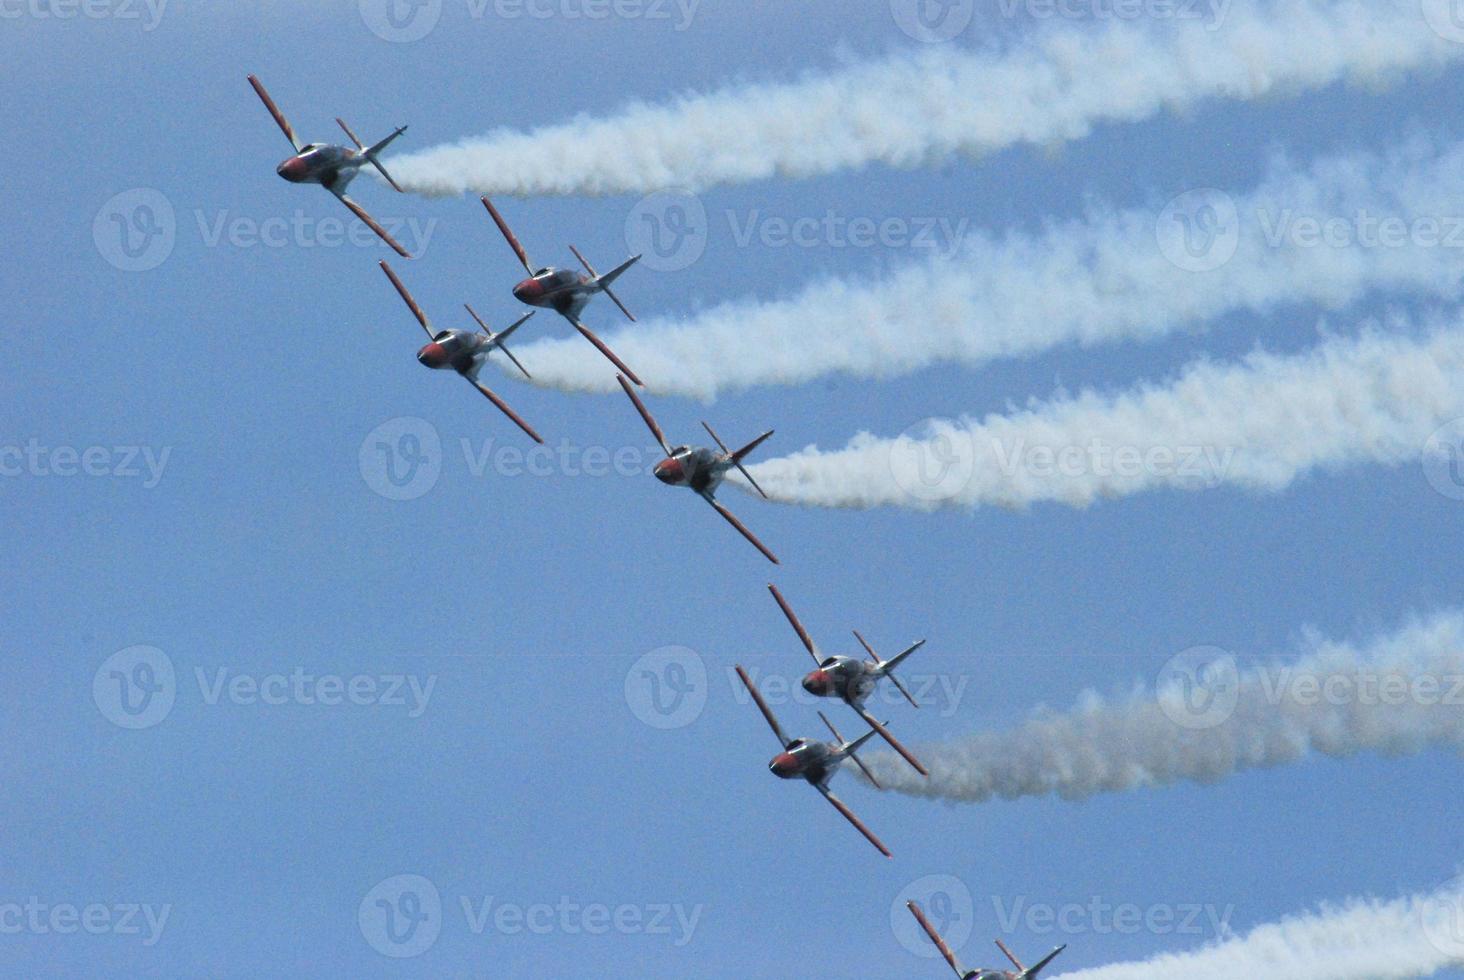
left=735, top=666, right=893, bottom=858
left=617, top=375, right=778, bottom=564
left=379, top=261, right=543, bottom=444
left=247, top=74, right=413, bottom=257
left=481, top=197, right=644, bottom=384
left=907, top=904, right=1065, bottom=980
left=767, top=584, right=929, bottom=776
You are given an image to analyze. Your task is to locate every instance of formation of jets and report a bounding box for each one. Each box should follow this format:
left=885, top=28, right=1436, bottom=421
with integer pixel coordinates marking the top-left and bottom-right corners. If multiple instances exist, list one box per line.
left=249, top=74, right=1069, bottom=974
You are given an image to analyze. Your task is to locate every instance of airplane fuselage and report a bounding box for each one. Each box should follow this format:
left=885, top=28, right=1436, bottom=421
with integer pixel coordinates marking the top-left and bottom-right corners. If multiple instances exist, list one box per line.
left=768, top=738, right=839, bottom=786
left=802, top=655, right=880, bottom=705
left=653, top=446, right=728, bottom=495
left=511, top=267, right=594, bottom=319
left=276, top=143, right=362, bottom=191
left=416, top=329, right=490, bottom=375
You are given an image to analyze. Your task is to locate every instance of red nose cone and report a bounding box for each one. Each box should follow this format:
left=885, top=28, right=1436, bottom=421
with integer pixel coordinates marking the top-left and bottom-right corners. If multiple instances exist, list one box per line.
left=769, top=753, right=799, bottom=778
left=512, top=278, right=541, bottom=302
left=653, top=458, right=683, bottom=485
left=276, top=157, right=308, bottom=182
left=417, top=343, right=449, bottom=369
left=802, top=670, right=833, bottom=696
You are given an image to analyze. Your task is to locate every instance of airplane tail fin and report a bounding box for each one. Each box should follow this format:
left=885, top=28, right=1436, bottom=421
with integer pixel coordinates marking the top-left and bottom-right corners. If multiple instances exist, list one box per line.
left=1019, top=945, right=1066, bottom=979
left=465, top=305, right=535, bottom=380
left=703, top=423, right=772, bottom=499
left=574, top=246, right=640, bottom=322
left=880, top=639, right=926, bottom=709
left=359, top=124, right=408, bottom=192
left=822, top=711, right=883, bottom=788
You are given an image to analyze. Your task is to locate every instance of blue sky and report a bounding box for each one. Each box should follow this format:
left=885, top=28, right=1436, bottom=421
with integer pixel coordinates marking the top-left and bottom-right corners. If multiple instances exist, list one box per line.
left=4, top=2, right=1464, bottom=976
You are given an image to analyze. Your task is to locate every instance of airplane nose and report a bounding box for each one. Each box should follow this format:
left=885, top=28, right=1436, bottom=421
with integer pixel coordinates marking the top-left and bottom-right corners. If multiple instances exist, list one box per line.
left=653, top=458, right=683, bottom=485
left=417, top=343, right=448, bottom=369
left=802, top=670, right=832, bottom=696
left=512, top=278, right=538, bottom=302
left=276, top=157, right=306, bottom=182
left=769, top=753, right=798, bottom=778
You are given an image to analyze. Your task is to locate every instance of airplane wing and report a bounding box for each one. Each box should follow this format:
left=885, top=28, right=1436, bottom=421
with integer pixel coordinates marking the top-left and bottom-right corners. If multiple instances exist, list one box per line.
left=703, top=494, right=779, bottom=565
left=767, top=584, right=820, bottom=665
left=907, top=901, right=968, bottom=978
left=616, top=373, right=670, bottom=455
left=816, top=784, right=891, bottom=858
left=734, top=665, right=792, bottom=749
left=463, top=376, right=543, bottom=445
left=247, top=74, right=299, bottom=152
left=571, top=318, right=642, bottom=387
left=336, top=191, right=410, bottom=258
left=379, top=261, right=433, bottom=337
left=853, top=706, right=929, bottom=777
left=481, top=196, right=533, bottom=273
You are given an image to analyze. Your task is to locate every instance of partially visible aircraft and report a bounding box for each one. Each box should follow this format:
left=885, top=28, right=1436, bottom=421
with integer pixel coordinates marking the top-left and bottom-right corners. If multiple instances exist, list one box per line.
left=734, top=665, right=892, bottom=858
left=767, top=584, right=929, bottom=776
left=616, top=375, right=778, bottom=564
left=247, top=75, right=413, bottom=258
left=481, top=196, right=645, bottom=385
left=907, top=903, right=1065, bottom=980
left=379, top=261, right=543, bottom=444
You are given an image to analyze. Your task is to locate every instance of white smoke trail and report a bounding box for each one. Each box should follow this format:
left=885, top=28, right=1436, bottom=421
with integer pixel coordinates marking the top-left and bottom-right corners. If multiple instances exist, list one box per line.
left=497, top=136, right=1464, bottom=398
left=741, top=326, right=1464, bottom=512
left=391, top=1, right=1459, bottom=198
left=863, top=610, right=1464, bottom=802
left=1052, top=881, right=1464, bottom=980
